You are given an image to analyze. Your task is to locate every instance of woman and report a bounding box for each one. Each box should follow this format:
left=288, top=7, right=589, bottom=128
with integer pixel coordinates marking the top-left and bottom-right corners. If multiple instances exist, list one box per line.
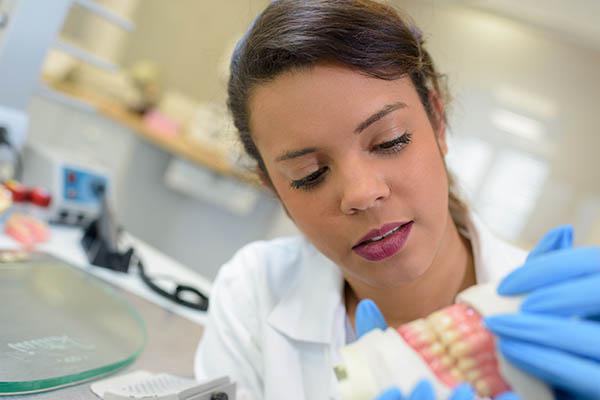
left=195, top=1, right=600, bottom=399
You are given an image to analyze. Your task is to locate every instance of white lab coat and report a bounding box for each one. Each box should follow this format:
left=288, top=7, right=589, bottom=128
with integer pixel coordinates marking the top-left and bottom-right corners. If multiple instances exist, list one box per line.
left=194, top=214, right=527, bottom=400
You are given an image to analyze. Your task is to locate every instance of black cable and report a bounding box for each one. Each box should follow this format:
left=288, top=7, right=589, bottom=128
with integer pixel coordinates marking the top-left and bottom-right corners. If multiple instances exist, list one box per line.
left=135, top=255, right=209, bottom=311
left=82, top=184, right=210, bottom=312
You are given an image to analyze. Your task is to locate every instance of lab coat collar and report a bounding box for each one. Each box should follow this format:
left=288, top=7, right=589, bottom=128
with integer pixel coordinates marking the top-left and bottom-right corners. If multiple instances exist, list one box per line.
left=268, top=238, right=344, bottom=344
left=462, top=211, right=527, bottom=283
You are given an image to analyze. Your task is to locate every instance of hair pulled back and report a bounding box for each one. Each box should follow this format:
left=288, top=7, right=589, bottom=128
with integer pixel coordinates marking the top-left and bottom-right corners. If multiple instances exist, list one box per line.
left=227, top=0, right=467, bottom=224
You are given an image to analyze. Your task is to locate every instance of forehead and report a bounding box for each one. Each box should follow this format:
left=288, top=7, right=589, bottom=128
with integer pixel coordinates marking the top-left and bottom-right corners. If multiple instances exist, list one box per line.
left=248, top=65, right=419, bottom=148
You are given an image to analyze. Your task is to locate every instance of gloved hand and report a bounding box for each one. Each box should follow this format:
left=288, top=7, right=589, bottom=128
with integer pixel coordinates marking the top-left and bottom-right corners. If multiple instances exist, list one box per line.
left=375, top=381, right=475, bottom=400
left=355, top=301, right=478, bottom=400
left=485, top=225, right=600, bottom=400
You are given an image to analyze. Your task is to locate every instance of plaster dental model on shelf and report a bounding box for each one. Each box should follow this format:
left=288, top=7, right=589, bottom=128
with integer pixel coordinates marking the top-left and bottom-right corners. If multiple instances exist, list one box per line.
left=334, top=282, right=551, bottom=400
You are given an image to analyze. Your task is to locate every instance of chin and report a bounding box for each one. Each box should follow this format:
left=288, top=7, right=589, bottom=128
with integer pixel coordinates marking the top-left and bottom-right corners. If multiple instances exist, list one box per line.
left=362, top=260, right=429, bottom=288
left=389, top=266, right=429, bottom=285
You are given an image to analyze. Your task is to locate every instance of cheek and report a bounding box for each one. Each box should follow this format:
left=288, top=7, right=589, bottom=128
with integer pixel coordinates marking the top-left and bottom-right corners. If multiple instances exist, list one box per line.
left=393, top=139, right=448, bottom=213
left=271, top=178, right=330, bottom=232
left=272, top=180, right=347, bottom=261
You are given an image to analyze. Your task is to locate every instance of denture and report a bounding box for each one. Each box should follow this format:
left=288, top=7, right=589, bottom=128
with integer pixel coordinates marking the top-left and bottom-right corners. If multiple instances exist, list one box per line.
left=397, top=303, right=509, bottom=397
left=335, top=283, right=554, bottom=400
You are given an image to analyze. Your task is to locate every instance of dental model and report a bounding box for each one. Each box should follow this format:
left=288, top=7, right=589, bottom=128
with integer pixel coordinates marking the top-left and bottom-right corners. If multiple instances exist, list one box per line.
left=335, top=283, right=554, bottom=399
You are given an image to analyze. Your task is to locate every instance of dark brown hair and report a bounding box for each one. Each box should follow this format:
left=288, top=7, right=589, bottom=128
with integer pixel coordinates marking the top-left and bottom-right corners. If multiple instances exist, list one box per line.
left=227, top=0, right=468, bottom=224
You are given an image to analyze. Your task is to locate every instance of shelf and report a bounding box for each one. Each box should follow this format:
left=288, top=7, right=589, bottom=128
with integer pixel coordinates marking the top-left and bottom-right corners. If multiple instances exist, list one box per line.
left=43, top=79, right=260, bottom=187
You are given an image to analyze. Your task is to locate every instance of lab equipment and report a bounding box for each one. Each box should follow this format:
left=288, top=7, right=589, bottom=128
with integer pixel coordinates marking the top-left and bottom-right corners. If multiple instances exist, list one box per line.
left=0, top=252, right=145, bottom=395
left=90, top=370, right=236, bottom=400
left=82, top=190, right=209, bottom=311
left=335, top=282, right=553, bottom=400
left=21, top=144, right=109, bottom=226
left=487, top=225, right=600, bottom=399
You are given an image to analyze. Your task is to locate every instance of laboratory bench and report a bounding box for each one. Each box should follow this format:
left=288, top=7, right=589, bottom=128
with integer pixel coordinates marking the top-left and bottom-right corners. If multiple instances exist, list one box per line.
left=0, top=225, right=210, bottom=399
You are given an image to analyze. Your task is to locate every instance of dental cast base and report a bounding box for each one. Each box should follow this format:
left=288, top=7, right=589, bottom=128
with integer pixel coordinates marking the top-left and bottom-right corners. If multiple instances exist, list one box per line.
left=335, top=283, right=554, bottom=400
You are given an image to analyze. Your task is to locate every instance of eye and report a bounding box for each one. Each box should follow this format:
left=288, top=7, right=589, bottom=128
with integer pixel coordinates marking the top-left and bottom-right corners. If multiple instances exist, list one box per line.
left=290, top=166, right=329, bottom=191
left=373, top=132, right=412, bottom=154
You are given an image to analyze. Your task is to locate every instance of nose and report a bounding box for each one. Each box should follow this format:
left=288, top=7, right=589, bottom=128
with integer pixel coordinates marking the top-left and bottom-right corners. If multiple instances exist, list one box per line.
left=339, top=164, right=390, bottom=214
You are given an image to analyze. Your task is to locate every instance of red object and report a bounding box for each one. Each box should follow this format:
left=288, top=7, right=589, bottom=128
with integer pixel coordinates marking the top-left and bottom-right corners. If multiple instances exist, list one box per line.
left=68, top=172, right=76, bottom=183
left=30, top=187, right=52, bottom=208
left=4, top=181, right=29, bottom=202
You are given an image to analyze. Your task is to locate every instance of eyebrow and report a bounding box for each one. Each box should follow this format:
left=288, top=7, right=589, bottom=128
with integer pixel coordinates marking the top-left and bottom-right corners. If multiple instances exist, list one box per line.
left=354, top=101, right=408, bottom=134
left=275, top=101, right=407, bottom=162
left=275, top=147, right=318, bottom=162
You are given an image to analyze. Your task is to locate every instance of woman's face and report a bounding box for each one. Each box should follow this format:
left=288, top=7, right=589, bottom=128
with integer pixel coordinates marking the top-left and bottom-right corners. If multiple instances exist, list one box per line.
left=249, top=64, right=450, bottom=288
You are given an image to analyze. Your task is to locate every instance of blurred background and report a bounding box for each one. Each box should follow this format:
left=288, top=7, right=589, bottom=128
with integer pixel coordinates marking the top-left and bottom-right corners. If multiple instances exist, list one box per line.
left=6, top=0, right=600, bottom=280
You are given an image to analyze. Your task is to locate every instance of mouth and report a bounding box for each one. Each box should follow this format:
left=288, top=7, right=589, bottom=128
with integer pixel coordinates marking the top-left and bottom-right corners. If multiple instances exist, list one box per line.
left=352, top=221, right=414, bottom=262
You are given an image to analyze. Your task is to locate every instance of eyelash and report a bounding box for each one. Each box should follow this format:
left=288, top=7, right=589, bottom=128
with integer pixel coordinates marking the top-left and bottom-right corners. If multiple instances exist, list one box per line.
left=289, top=132, right=413, bottom=191
left=373, top=132, right=412, bottom=154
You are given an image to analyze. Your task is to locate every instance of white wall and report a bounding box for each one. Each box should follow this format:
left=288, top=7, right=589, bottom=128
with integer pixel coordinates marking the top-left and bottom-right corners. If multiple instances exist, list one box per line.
left=397, top=0, right=600, bottom=245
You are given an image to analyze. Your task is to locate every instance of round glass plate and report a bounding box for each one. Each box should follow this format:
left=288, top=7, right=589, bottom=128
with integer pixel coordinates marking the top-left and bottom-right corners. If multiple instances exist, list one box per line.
left=0, top=254, right=146, bottom=395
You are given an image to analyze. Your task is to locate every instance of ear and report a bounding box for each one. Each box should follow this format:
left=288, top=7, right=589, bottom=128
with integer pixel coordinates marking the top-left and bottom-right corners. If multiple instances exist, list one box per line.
left=429, top=90, right=448, bottom=156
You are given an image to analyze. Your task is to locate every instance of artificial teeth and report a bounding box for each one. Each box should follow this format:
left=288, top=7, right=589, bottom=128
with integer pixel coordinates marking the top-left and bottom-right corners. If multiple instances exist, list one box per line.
left=395, top=304, right=511, bottom=398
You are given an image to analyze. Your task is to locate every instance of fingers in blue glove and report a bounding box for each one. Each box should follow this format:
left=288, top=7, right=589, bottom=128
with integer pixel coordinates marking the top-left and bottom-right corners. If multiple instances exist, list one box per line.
left=494, top=392, right=520, bottom=400
left=526, top=225, right=573, bottom=261
left=447, top=383, right=476, bottom=400
left=376, top=387, right=406, bottom=400
left=485, top=314, right=600, bottom=361
left=498, top=338, right=600, bottom=399
left=521, top=274, right=600, bottom=317
left=376, top=382, right=478, bottom=400
left=408, top=380, right=435, bottom=400
left=498, top=247, right=600, bottom=295
left=356, top=299, right=388, bottom=339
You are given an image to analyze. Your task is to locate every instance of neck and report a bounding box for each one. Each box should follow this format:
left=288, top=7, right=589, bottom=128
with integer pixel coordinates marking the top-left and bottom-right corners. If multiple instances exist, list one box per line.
left=345, top=213, right=475, bottom=329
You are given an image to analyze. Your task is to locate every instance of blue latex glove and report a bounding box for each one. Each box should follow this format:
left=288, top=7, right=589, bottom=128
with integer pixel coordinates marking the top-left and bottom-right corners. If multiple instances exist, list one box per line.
left=356, top=301, right=479, bottom=400
left=376, top=381, right=475, bottom=400
left=485, top=225, right=600, bottom=400
left=355, top=299, right=388, bottom=338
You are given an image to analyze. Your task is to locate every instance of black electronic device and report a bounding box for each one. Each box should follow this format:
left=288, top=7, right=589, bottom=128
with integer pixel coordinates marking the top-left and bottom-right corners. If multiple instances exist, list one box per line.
left=81, top=194, right=209, bottom=311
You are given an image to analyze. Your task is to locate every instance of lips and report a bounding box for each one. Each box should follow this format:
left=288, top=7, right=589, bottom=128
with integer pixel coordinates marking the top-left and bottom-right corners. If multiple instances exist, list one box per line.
left=354, top=222, right=412, bottom=248
left=353, top=221, right=414, bottom=262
